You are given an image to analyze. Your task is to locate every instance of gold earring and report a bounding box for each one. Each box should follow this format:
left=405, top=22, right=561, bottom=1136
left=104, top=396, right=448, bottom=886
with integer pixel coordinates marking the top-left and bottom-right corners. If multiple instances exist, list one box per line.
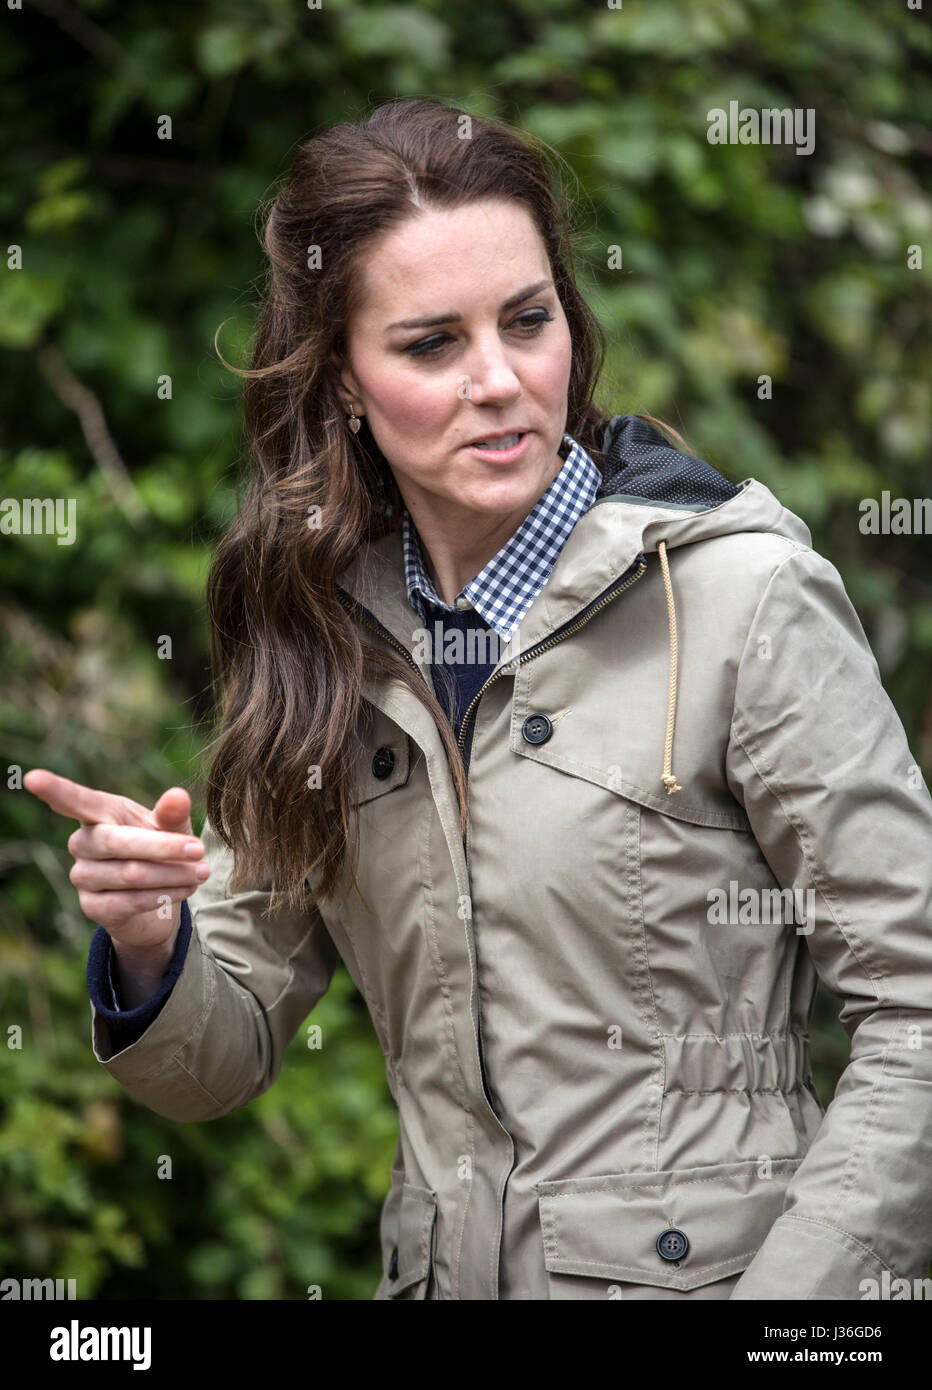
left=347, top=403, right=361, bottom=434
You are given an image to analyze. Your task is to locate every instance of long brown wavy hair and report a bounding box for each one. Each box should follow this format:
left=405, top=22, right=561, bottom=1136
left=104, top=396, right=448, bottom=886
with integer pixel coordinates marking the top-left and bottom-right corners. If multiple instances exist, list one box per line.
left=205, top=96, right=689, bottom=913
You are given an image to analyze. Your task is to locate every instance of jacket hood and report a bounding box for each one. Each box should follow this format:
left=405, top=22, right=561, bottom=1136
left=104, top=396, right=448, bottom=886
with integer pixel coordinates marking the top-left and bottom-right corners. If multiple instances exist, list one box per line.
left=582, top=415, right=812, bottom=795
left=589, top=413, right=811, bottom=564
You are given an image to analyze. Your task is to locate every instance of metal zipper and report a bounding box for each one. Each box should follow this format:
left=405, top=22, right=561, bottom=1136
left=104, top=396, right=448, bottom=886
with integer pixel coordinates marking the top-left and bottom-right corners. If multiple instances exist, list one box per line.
left=336, top=587, right=428, bottom=684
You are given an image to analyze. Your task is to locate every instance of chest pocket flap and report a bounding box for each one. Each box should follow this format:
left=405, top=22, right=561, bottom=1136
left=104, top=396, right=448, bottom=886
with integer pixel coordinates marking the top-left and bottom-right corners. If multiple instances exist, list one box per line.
left=509, top=642, right=751, bottom=832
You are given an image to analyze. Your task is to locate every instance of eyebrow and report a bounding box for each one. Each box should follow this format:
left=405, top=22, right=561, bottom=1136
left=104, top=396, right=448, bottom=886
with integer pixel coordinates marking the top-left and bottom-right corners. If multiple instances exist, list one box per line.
left=384, top=279, right=555, bottom=332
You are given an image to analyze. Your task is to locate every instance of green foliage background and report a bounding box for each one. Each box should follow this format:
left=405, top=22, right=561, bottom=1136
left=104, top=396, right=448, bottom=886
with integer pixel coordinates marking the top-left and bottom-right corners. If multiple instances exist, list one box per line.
left=1, top=0, right=930, bottom=1299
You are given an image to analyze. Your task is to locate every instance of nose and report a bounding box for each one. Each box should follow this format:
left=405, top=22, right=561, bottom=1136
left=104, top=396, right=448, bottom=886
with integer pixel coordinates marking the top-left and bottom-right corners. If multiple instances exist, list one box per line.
left=461, top=333, right=522, bottom=405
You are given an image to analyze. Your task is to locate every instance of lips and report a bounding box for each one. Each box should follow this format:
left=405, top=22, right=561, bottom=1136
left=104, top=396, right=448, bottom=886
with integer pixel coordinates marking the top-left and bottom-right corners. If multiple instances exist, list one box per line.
left=469, top=430, right=527, bottom=448
left=464, top=431, right=532, bottom=464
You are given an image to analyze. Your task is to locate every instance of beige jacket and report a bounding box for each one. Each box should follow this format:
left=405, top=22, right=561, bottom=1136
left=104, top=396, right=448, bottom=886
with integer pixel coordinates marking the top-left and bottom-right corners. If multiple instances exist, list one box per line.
left=90, top=420, right=932, bottom=1300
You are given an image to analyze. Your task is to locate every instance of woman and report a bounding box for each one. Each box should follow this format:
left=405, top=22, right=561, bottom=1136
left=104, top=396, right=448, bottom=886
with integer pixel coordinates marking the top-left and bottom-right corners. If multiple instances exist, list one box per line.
left=26, top=97, right=932, bottom=1301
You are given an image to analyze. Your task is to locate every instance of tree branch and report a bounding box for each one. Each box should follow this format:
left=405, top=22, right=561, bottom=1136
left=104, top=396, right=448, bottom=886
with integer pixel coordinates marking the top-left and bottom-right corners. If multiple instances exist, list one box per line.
left=36, top=343, right=147, bottom=527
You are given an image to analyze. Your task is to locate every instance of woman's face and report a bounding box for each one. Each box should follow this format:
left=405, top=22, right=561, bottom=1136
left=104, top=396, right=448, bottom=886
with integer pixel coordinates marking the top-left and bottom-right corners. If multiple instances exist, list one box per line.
left=335, top=197, right=574, bottom=535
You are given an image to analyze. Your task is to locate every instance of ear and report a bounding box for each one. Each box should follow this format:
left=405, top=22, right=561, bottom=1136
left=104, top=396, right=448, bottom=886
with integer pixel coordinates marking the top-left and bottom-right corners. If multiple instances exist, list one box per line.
left=328, top=347, right=362, bottom=412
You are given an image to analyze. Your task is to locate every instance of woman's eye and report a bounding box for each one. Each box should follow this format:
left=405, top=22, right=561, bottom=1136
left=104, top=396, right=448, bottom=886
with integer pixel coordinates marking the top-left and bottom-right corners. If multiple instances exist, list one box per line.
left=404, top=310, right=554, bottom=359
left=405, top=334, right=451, bottom=359
left=514, top=310, right=554, bottom=333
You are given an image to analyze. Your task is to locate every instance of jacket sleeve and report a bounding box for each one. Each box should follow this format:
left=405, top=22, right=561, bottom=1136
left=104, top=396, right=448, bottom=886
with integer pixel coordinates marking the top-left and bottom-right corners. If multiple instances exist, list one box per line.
left=724, top=545, right=932, bottom=1299
left=88, top=816, right=343, bottom=1122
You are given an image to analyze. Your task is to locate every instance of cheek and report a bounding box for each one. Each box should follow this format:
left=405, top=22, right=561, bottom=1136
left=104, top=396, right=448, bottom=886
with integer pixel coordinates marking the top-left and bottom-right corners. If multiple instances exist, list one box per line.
left=511, top=319, right=574, bottom=407
left=537, top=321, right=573, bottom=396
left=366, top=366, right=456, bottom=436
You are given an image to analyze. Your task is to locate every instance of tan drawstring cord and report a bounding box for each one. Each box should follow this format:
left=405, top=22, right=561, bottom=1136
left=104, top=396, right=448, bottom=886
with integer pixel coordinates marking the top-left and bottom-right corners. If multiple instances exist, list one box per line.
left=657, top=539, right=682, bottom=795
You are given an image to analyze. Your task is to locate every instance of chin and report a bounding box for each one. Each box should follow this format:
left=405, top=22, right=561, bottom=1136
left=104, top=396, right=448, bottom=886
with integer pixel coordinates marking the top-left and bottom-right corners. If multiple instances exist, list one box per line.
left=461, top=480, right=545, bottom=514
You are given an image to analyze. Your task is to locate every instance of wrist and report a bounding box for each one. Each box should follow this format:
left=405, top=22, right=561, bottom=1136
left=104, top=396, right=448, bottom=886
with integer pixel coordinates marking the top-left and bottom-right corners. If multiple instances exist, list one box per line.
left=110, top=933, right=178, bottom=1009
left=111, top=923, right=180, bottom=975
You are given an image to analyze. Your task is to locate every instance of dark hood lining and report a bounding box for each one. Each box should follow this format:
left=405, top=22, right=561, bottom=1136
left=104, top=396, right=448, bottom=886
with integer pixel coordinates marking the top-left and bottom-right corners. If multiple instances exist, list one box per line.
left=597, top=415, right=741, bottom=510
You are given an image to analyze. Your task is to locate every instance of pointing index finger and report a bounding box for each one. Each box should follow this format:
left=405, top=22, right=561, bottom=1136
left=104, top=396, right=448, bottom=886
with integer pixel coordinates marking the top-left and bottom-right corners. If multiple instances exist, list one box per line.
left=23, top=769, right=129, bottom=826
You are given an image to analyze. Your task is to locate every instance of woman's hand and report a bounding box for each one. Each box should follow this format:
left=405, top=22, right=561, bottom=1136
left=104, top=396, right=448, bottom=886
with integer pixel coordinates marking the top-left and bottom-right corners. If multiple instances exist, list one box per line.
left=23, top=770, right=209, bottom=957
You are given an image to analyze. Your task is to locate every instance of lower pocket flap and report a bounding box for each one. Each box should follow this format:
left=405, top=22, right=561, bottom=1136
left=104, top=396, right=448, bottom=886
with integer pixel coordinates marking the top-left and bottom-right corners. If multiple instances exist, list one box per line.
left=537, top=1157, right=802, bottom=1290
left=387, top=1183, right=437, bottom=1296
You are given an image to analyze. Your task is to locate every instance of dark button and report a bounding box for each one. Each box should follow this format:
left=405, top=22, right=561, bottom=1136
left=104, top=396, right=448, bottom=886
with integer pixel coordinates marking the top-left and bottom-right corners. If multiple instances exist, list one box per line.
left=372, top=746, right=395, bottom=780
left=521, top=713, right=552, bottom=745
left=656, top=1228, right=689, bottom=1262
left=388, top=1244, right=399, bottom=1280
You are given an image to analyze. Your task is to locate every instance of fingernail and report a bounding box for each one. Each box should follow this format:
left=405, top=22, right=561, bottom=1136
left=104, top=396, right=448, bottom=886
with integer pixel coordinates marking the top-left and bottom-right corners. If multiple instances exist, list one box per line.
left=195, top=864, right=210, bottom=880
left=184, top=842, right=203, bottom=858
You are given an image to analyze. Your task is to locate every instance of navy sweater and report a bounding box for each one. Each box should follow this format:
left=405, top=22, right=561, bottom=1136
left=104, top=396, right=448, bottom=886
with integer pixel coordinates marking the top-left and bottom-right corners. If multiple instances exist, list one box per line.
left=86, top=598, right=496, bottom=1053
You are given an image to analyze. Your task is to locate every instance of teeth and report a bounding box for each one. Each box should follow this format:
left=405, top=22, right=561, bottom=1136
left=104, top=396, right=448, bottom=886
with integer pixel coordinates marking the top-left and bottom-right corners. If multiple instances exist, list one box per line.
left=474, top=433, right=521, bottom=449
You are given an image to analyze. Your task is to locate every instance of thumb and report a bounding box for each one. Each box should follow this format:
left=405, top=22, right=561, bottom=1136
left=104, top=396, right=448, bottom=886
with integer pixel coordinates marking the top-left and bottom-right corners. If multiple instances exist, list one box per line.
left=152, top=786, right=194, bottom=837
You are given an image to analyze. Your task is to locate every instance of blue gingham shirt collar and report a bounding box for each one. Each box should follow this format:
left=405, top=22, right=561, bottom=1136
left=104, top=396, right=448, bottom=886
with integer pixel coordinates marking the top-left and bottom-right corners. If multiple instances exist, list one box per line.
left=401, top=433, right=602, bottom=642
